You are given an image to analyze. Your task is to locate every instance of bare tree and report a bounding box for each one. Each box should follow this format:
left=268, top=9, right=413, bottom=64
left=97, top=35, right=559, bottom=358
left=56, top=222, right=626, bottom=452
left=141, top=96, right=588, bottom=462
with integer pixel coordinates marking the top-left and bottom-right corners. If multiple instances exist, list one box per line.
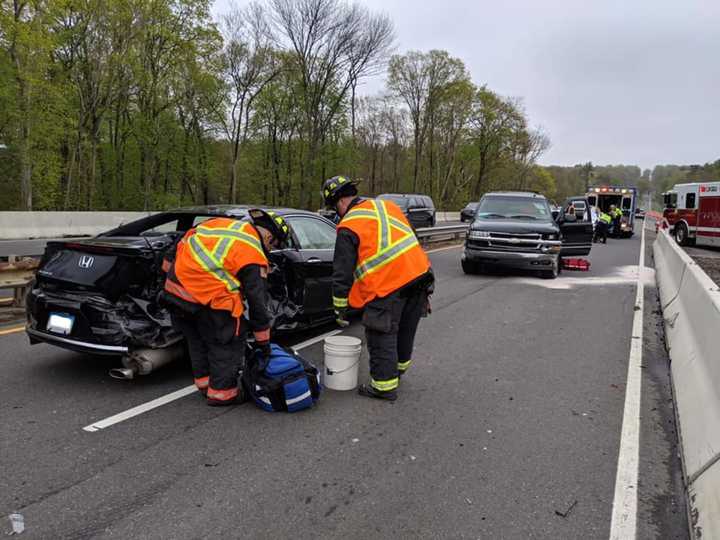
left=387, top=49, right=469, bottom=193
left=216, top=2, right=280, bottom=203
left=269, top=0, right=394, bottom=208
left=380, top=97, right=408, bottom=192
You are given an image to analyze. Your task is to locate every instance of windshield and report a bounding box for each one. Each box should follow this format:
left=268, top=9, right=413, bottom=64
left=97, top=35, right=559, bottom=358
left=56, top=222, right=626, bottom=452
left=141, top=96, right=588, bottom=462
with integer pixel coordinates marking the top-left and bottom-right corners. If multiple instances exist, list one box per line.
left=475, top=196, right=551, bottom=221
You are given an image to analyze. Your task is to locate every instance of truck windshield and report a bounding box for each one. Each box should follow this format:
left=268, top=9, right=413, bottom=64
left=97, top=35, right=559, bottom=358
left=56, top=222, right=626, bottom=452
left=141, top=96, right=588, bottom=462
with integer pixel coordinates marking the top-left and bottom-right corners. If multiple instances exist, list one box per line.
left=475, top=197, right=551, bottom=221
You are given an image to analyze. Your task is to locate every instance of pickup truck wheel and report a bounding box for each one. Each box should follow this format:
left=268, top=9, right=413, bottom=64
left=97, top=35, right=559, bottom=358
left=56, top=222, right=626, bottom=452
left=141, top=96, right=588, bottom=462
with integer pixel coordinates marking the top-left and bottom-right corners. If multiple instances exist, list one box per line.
left=462, top=259, right=479, bottom=275
left=540, top=256, right=560, bottom=279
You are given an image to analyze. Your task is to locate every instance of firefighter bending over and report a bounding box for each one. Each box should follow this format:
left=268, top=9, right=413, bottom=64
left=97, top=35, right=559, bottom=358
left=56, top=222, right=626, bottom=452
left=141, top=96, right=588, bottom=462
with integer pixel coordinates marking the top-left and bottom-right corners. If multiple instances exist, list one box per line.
left=323, top=176, right=434, bottom=401
left=162, top=210, right=290, bottom=406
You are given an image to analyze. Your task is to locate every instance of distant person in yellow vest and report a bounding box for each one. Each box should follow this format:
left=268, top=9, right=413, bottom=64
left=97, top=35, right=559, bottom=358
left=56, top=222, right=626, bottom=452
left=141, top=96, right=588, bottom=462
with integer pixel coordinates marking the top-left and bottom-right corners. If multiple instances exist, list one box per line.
left=323, top=176, right=434, bottom=401
left=594, top=208, right=611, bottom=244
left=162, top=210, right=290, bottom=406
left=609, top=204, right=622, bottom=235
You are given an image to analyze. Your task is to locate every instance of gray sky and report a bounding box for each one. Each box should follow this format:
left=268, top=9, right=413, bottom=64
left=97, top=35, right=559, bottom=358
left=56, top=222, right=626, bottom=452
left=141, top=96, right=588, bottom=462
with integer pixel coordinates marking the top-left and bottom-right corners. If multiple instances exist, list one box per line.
left=213, top=0, right=720, bottom=170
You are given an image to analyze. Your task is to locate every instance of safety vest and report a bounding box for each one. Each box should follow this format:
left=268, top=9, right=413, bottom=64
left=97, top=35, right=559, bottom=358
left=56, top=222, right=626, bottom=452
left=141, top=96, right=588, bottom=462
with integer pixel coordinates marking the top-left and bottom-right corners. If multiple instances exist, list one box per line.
left=612, top=208, right=622, bottom=218
left=599, top=212, right=612, bottom=224
left=337, top=199, right=431, bottom=309
left=164, top=217, right=268, bottom=318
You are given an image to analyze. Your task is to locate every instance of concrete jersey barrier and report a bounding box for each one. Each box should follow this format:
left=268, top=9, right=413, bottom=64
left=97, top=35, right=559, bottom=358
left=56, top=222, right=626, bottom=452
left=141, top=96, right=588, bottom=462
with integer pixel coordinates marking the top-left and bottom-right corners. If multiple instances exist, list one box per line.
left=0, top=212, right=154, bottom=240
left=0, top=210, right=460, bottom=241
left=654, top=228, right=720, bottom=539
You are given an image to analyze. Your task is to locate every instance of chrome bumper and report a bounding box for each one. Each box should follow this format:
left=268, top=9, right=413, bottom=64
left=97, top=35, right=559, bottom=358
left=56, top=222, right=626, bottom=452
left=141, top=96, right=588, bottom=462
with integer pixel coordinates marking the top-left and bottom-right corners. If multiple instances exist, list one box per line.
left=27, top=327, right=129, bottom=354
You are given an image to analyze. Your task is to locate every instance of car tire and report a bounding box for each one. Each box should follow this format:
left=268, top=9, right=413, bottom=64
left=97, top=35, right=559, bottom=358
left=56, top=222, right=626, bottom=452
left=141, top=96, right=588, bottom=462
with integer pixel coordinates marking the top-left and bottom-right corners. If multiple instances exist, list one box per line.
left=540, top=256, right=560, bottom=279
left=462, top=259, right=479, bottom=275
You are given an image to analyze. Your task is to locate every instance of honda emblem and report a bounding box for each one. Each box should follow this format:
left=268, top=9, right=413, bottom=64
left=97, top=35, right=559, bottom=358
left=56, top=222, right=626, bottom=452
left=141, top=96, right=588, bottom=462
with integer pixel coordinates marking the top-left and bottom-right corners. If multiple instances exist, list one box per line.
left=78, top=255, right=94, bottom=269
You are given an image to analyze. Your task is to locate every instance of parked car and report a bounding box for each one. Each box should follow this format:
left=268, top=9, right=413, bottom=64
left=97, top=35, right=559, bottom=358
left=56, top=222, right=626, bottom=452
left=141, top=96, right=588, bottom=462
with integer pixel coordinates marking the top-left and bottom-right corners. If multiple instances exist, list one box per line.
left=26, top=206, right=338, bottom=357
left=635, top=207, right=646, bottom=219
left=460, top=202, right=479, bottom=222
left=377, top=193, right=436, bottom=228
left=461, top=191, right=594, bottom=279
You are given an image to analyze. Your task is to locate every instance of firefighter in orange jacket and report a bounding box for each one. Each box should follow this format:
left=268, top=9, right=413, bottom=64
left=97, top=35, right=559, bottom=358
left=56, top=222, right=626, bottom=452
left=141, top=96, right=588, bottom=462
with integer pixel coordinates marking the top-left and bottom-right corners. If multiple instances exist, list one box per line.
left=162, top=209, right=290, bottom=406
left=323, top=176, right=434, bottom=401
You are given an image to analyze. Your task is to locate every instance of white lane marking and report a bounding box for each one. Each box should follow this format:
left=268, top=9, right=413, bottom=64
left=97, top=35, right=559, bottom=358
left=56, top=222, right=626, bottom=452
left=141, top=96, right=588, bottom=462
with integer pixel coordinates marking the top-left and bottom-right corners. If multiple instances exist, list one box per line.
left=291, top=328, right=342, bottom=353
left=82, top=329, right=343, bottom=433
left=426, top=244, right=463, bottom=254
left=82, top=385, right=198, bottom=432
left=609, top=222, right=646, bottom=539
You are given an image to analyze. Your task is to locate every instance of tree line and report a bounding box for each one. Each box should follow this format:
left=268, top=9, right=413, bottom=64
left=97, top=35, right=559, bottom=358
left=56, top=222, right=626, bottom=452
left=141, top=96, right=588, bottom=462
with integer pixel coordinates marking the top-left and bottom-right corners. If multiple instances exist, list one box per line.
left=3, top=1, right=714, bottom=212
left=0, top=0, right=558, bottom=211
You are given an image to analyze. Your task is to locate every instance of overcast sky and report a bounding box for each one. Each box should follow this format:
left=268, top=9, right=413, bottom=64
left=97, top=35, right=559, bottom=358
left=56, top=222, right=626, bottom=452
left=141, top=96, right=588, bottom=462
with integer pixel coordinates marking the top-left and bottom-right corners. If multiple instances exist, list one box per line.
left=213, top=0, right=720, bottom=171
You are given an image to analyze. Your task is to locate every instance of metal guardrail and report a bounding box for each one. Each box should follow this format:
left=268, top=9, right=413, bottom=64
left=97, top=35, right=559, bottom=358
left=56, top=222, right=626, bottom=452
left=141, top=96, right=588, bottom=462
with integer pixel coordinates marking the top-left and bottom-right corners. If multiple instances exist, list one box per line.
left=415, top=224, right=468, bottom=244
left=0, top=256, right=38, bottom=307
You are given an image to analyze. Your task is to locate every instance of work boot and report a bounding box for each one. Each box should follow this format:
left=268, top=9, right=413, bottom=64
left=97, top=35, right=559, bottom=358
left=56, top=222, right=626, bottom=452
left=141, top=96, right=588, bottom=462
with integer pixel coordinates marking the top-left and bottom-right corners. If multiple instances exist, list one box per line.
left=358, top=384, right=397, bottom=401
left=206, top=387, right=247, bottom=407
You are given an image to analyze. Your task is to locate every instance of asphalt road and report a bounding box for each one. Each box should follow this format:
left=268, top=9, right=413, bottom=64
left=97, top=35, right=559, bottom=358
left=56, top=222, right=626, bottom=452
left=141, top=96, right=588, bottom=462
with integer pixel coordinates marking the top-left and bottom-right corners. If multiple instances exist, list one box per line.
left=0, top=224, right=687, bottom=539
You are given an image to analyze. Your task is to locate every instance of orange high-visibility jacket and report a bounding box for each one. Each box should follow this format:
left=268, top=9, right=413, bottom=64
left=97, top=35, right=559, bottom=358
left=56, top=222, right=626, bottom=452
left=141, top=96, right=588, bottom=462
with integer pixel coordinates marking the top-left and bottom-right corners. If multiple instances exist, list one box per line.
left=337, top=199, right=430, bottom=308
left=165, top=217, right=268, bottom=318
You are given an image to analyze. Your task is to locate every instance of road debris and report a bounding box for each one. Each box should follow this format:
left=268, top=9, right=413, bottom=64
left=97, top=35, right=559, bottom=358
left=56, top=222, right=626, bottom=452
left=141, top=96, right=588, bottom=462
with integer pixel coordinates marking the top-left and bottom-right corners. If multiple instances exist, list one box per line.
left=554, top=500, right=578, bottom=518
left=8, top=513, right=24, bottom=535
left=465, top=497, right=473, bottom=505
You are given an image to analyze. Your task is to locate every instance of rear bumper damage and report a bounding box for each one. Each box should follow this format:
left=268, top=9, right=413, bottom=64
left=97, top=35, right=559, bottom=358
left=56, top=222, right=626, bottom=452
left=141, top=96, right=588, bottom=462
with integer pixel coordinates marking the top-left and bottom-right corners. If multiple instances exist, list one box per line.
left=26, top=287, right=181, bottom=354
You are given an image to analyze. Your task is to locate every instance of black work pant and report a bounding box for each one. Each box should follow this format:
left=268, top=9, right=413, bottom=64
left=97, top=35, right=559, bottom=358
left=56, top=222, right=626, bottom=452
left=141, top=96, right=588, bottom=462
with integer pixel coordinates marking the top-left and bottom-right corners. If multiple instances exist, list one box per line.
left=363, top=288, right=428, bottom=393
left=171, top=306, right=245, bottom=400
left=594, top=222, right=608, bottom=243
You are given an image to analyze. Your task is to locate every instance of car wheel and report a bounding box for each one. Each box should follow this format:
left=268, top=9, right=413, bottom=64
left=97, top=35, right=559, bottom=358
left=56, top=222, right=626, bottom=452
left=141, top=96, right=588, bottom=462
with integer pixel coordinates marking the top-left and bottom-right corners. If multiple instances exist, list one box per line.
left=462, top=259, right=479, bottom=275
left=540, top=256, right=560, bottom=279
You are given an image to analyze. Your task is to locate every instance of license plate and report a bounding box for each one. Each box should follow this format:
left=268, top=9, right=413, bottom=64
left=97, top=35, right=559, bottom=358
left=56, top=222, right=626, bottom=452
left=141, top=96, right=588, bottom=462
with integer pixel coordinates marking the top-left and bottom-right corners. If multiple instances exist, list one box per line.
left=47, top=313, right=75, bottom=335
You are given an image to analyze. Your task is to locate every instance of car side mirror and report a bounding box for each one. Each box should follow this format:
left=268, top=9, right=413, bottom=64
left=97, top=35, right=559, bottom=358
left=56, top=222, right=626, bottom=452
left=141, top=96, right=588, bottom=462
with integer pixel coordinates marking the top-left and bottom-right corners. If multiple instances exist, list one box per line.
left=552, top=210, right=560, bottom=221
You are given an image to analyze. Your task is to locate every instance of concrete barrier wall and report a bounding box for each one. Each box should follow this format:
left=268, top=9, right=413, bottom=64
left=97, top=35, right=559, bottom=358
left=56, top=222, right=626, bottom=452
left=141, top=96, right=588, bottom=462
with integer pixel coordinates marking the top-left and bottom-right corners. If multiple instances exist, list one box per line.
left=654, top=229, right=720, bottom=539
left=0, top=210, right=461, bottom=240
left=0, top=212, right=154, bottom=240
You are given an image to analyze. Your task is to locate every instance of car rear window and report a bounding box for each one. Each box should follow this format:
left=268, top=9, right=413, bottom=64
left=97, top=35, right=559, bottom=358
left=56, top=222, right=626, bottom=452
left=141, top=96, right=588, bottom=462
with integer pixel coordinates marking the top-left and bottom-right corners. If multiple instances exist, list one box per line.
left=378, top=195, right=409, bottom=210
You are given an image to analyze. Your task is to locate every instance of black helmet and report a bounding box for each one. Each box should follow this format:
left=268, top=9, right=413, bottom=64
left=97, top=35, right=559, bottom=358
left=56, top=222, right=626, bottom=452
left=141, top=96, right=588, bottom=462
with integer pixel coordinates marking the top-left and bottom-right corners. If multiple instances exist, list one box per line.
left=248, top=208, right=290, bottom=246
left=322, top=175, right=359, bottom=206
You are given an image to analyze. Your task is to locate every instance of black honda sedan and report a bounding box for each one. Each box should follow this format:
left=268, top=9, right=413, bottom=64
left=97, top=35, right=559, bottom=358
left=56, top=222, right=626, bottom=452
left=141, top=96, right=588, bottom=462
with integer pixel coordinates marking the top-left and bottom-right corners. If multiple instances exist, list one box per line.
left=26, top=206, right=338, bottom=356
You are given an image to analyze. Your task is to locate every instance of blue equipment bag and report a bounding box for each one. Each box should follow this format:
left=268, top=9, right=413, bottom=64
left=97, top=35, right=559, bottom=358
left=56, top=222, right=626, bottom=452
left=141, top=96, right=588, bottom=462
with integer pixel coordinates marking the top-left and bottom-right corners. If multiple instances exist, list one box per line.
left=242, top=344, right=321, bottom=412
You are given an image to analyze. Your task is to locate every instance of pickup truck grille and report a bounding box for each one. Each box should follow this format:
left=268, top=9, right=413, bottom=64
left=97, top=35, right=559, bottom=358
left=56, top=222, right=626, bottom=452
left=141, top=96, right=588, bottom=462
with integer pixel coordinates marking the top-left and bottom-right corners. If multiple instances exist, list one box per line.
left=468, top=231, right=543, bottom=253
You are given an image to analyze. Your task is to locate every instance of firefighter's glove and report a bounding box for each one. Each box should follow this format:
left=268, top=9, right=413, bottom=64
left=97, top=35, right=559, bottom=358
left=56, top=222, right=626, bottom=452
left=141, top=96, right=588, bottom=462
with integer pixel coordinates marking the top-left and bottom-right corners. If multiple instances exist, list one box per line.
left=333, top=297, right=350, bottom=327
left=334, top=308, right=350, bottom=328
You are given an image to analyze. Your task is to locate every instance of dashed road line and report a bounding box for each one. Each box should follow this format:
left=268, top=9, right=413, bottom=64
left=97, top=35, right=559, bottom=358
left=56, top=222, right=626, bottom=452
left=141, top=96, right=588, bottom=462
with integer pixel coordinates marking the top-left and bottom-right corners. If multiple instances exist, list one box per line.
left=609, top=222, right=646, bottom=539
left=82, top=328, right=344, bottom=433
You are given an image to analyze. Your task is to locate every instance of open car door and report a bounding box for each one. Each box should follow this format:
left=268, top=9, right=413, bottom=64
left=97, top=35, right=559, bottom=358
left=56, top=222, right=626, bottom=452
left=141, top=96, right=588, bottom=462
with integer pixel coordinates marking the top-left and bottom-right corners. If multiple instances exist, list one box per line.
left=282, top=215, right=336, bottom=321
left=560, top=213, right=594, bottom=256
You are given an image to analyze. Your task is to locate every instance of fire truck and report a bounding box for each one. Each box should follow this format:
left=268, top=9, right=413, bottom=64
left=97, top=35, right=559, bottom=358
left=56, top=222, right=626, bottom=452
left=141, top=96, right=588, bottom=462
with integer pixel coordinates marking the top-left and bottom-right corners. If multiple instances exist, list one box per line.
left=662, top=181, right=720, bottom=246
left=586, top=185, right=638, bottom=237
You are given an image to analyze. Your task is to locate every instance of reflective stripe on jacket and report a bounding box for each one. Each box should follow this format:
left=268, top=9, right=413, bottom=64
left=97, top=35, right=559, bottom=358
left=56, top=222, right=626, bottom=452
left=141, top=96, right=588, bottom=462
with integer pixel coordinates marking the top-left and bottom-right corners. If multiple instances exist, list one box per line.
left=336, top=199, right=431, bottom=309
left=166, top=217, right=268, bottom=318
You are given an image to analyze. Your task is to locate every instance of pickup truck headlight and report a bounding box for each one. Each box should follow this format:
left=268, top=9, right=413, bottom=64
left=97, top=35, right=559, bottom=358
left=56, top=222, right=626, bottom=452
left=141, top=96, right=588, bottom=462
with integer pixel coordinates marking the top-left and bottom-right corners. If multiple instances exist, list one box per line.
left=543, top=233, right=558, bottom=240
left=468, top=230, right=490, bottom=239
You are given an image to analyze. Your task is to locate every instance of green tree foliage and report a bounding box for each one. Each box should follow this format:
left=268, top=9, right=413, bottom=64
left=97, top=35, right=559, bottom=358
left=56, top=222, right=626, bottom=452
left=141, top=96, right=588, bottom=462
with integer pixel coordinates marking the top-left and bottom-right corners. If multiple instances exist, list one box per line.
left=0, top=0, right=558, bottom=211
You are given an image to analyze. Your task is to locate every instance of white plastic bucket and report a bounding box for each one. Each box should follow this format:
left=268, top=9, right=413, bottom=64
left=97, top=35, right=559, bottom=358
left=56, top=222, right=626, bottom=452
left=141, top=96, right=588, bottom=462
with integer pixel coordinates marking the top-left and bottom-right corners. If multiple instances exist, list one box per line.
left=323, top=335, right=362, bottom=390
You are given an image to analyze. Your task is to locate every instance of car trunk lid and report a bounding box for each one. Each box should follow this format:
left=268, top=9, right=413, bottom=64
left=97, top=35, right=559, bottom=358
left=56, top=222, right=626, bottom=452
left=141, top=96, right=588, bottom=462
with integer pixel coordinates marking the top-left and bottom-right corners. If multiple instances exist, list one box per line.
left=37, top=237, right=170, bottom=301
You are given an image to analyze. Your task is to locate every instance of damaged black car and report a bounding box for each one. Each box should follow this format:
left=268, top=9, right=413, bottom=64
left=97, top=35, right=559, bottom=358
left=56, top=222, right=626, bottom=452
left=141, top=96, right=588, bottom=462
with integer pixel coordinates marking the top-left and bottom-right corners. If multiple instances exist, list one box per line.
left=26, top=206, right=337, bottom=372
